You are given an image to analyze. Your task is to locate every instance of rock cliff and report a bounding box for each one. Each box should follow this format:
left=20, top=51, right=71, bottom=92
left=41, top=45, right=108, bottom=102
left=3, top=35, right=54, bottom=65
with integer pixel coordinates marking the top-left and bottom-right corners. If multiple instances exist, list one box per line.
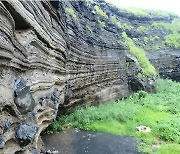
left=0, top=0, right=178, bottom=153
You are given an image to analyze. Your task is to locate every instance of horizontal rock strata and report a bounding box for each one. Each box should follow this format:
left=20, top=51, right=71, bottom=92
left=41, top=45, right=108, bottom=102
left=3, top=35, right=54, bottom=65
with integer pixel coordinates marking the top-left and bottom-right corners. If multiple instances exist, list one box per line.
left=2, top=0, right=177, bottom=153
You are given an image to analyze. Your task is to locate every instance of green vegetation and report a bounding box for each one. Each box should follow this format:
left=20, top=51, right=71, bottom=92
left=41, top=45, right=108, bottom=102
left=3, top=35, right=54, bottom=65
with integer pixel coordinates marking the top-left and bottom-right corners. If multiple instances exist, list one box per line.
left=133, top=38, right=138, bottom=42
left=144, top=36, right=159, bottom=44
left=151, top=22, right=171, bottom=31
left=164, top=32, right=180, bottom=49
left=98, top=20, right=106, bottom=28
left=66, top=7, right=77, bottom=19
left=137, top=26, right=148, bottom=32
left=110, top=15, right=121, bottom=27
left=118, top=7, right=177, bottom=17
left=86, top=25, right=93, bottom=34
left=94, top=5, right=108, bottom=18
left=144, top=37, right=149, bottom=44
left=151, top=19, right=180, bottom=49
left=122, top=32, right=156, bottom=76
left=47, top=79, right=180, bottom=153
left=157, top=144, right=180, bottom=154
left=110, top=15, right=131, bottom=30
left=152, top=45, right=160, bottom=51
left=151, top=19, right=180, bottom=32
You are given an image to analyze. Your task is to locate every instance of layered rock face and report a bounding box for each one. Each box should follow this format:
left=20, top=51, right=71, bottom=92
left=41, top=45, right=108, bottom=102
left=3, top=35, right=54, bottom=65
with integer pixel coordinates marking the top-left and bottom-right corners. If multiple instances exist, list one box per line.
left=148, top=50, right=180, bottom=81
left=0, top=1, right=66, bottom=153
left=0, top=0, right=173, bottom=153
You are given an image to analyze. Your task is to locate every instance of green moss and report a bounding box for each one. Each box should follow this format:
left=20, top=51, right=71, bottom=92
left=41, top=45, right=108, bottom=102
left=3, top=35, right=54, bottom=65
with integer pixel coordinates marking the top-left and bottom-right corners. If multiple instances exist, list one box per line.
left=110, top=16, right=121, bottom=28
left=86, top=25, right=93, bottom=34
left=66, top=7, right=77, bottom=19
left=144, top=37, right=149, bottom=43
left=98, top=20, right=106, bottom=28
left=137, top=26, right=148, bottom=32
left=133, top=38, right=138, bottom=42
left=122, top=32, right=156, bottom=76
left=122, top=23, right=131, bottom=30
left=144, top=36, right=159, bottom=44
left=110, top=15, right=131, bottom=30
left=94, top=5, right=108, bottom=18
left=152, top=45, right=160, bottom=51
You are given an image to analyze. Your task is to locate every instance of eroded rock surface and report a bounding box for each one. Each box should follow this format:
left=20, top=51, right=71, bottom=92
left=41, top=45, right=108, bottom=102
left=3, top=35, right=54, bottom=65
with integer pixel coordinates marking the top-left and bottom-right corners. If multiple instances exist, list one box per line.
left=0, top=0, right=172, bottom=153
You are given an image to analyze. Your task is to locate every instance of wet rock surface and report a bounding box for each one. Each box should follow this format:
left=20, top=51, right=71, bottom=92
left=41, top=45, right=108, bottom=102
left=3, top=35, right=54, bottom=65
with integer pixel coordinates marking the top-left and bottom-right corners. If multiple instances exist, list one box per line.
left=42, top=129, right=141, bottom=154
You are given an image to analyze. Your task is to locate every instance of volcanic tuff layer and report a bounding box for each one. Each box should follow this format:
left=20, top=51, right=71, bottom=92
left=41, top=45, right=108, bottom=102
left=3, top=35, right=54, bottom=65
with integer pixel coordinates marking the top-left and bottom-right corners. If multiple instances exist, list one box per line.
left=1, top=0, right=179, bottom=153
